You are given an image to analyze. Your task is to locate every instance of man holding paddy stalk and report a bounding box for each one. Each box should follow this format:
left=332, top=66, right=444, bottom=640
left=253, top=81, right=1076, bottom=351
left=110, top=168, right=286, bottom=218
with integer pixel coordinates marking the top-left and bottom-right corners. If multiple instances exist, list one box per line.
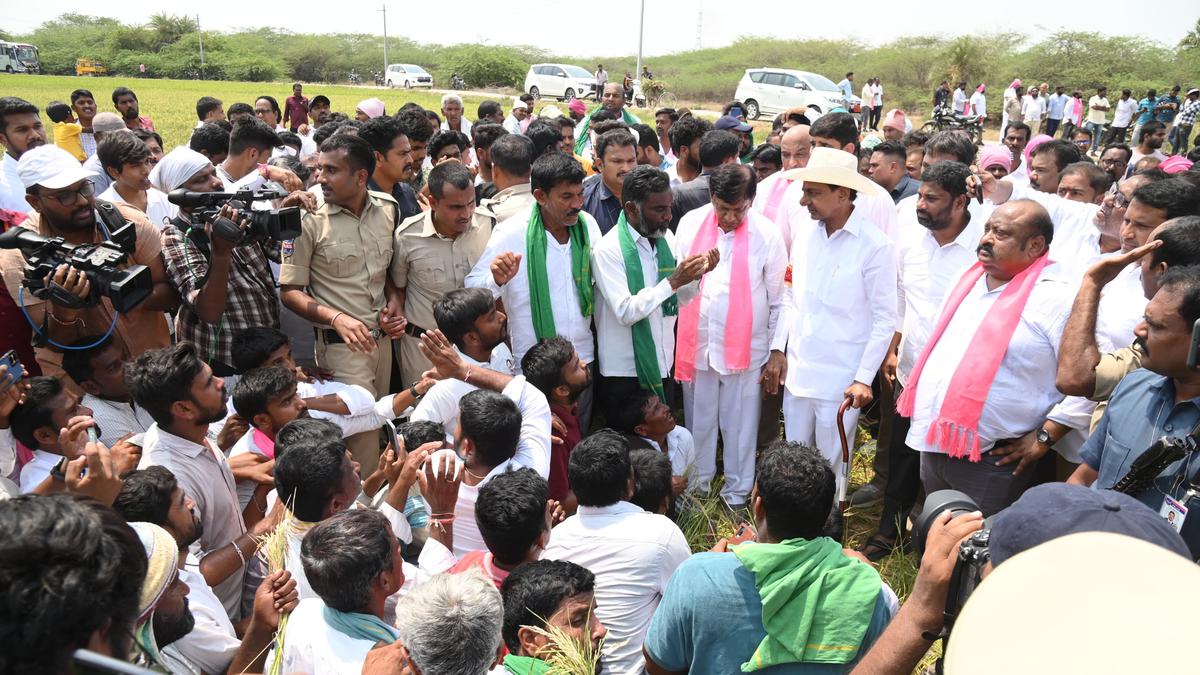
left=499, top=559, right=608, bottom=675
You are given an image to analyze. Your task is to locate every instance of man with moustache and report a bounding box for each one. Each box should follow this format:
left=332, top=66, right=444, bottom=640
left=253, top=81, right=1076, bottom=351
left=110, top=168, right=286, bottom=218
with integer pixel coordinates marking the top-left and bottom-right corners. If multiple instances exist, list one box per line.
left=280, top=134, right=404, bottom=474
left=1, top=145, right=173, bottom=387
left=592, top=165, right=715, bottom=416
left=583, top=129, right=638, bottom=235
left=898, top=199, right=1073, bottom=516
left=359, top=115, right=422, bottom=223
left=860, top=161, right=987, bottom=560
left=0, top=97, right=47, bottom=214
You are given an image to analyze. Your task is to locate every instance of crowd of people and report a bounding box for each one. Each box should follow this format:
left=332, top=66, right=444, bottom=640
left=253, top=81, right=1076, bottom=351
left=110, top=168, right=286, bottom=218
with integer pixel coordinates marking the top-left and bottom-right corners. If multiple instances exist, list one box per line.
left=1, top=67, right=1200, bottom=675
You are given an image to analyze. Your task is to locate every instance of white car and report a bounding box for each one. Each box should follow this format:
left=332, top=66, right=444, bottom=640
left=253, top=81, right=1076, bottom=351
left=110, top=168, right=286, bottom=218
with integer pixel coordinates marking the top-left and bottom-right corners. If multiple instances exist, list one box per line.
left=524, top=63, right=596, bottom=101
left=385, top=64, right=433, bottom=89
left=733, top=68, right=856, bottom=120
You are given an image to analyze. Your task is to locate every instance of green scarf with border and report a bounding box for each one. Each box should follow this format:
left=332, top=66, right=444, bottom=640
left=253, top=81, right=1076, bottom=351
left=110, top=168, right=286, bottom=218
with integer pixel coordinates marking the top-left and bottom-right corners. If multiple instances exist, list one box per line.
left=731, top=537, right=881, bottom=670
left=322, top=606, right=397, bottom=645
left=616, top=211, right=676, bottom=400
left=573, top=106, right=642, bottom=155
left=526, top=203, right=594, bottom=341
left=503, top=654, right=553, bottom=675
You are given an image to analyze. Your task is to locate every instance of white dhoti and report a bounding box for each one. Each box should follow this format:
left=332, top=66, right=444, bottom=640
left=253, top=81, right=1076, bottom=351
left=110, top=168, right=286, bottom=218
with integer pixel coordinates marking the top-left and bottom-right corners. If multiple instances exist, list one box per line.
left=782, top=392, right=860, bottom=500
left=682, top=368, right=761, bottom=504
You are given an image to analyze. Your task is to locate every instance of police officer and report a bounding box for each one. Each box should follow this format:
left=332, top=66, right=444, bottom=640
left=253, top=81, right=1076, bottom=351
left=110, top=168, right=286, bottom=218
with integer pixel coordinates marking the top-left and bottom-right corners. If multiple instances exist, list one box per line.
left=476, top=134, right=535, bottom=227
left=280, top=134, right=404, bottom=473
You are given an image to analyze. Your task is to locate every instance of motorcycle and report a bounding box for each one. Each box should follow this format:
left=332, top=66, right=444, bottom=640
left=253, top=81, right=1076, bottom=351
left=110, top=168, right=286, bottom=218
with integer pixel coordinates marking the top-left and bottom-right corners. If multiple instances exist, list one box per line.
left=451, top=75, right=466, bottom=90
left=349, top=71, right=362, bottom=85
left=373, top=71, right=384, bottom=87
left=921, top=105, right=985, bottom=145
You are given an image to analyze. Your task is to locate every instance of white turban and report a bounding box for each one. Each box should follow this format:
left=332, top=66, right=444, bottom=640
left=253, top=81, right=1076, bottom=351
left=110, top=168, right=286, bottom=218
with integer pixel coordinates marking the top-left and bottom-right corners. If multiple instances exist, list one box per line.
left=150, top=146, right=214, bottom=193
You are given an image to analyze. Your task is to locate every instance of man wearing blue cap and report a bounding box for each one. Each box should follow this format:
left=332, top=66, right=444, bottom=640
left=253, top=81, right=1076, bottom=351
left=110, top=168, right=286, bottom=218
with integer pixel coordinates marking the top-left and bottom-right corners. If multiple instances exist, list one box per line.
left=715, top=114, right=753, bottom=164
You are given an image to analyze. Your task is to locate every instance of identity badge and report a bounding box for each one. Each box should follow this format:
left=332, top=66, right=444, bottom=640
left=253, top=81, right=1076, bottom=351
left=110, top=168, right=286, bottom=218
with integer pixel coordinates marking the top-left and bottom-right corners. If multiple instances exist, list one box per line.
left=1160, top=495, right=1188, bottom=533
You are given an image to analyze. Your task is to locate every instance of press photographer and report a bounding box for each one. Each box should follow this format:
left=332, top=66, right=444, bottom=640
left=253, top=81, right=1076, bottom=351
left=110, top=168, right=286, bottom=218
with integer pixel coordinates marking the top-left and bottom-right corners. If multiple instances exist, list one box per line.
left=0, top=145, right=173, bottom=389
left=1069, top=263, right=1200, bottom=558
left=154, top=146, right=304, bottom=375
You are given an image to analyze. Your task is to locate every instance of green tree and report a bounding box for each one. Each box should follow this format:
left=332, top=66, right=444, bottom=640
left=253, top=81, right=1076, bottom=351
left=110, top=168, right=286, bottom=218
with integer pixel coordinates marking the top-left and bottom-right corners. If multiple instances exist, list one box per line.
left=1179, top=18, right=1200, bottom=51
left=147, top=13, right=198, bottom=53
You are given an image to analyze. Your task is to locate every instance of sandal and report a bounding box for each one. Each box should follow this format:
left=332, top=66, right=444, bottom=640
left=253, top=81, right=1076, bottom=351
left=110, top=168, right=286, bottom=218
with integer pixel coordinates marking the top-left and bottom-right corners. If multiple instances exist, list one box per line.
left=858, top=534, right=904, bottom=563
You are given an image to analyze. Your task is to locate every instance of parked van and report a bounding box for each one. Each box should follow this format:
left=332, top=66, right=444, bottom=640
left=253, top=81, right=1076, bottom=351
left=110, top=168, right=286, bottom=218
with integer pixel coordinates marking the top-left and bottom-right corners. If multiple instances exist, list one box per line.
left=524, top=63, right=597, bottom=101
left=733, top=68, right=859, bottom=120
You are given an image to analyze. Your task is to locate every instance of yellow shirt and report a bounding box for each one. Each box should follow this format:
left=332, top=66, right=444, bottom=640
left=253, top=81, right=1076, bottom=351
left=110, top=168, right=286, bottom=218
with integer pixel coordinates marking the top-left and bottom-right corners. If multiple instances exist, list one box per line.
left=53, top=121, right=86, bottom=162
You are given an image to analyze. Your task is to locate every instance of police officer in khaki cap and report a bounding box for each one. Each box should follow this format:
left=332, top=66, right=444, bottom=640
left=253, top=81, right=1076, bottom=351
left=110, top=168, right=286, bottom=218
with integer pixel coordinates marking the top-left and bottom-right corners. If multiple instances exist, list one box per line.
left=280, top=134, right=404, bottom=473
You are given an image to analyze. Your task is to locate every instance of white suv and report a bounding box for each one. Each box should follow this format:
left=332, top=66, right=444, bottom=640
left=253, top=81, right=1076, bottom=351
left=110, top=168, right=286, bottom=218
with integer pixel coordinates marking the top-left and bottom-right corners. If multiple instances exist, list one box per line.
left=385, top=64, right=433, bottom=89
left=734, top=68, right=852, bottom=120
left=524, top=63, right=596, bottom=101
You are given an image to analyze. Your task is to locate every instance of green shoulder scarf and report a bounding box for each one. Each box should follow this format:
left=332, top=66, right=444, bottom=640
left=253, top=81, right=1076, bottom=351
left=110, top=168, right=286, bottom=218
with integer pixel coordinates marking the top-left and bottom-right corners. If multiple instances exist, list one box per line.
left=616, top=212, right=676, bottom=400
left=322, top=605, right=397, bottom=645
left=503, top=654, right=553, bottom=675
left=573, top=106, right=642, bottom=155
left=526, top=203, right=594, bottom=341
left=731, top=537, right=882, bottom=670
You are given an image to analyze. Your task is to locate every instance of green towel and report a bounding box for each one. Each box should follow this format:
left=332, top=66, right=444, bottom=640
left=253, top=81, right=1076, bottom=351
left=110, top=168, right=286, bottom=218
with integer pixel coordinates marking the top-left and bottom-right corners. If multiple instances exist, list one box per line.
left=525, top=203, right=594, bottom=341
left=573, top=106, right=642, bottom=155
left=731, top=537, right=881, bottom=670
left=322, top=605, right=397, bottom=645
left=616, top=211, right=676, bottom=401
left=503, top=654, right=553, bottom=675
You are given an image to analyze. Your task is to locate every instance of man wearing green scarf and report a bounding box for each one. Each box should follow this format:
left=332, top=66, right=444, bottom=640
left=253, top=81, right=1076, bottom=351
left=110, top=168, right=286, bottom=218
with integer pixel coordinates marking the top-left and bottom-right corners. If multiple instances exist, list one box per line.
left=592, top=165, right=716, bottom=419
left=575, top=82, right=641, bottom=157
left=466, top=152, right=602, bottom=430
left=500, top=560, right=608, bottom=675
left=645, top=442, right=897, bottom=674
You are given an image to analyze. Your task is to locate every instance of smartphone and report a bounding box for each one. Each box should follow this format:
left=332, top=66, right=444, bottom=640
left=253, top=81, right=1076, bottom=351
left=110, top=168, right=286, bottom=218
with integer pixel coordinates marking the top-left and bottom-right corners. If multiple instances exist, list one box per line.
left=384, top=420, right=404, bottom=455
left=1188, top=318, right=1200, bottom=370
left=0, top=350, right=24, bottom=391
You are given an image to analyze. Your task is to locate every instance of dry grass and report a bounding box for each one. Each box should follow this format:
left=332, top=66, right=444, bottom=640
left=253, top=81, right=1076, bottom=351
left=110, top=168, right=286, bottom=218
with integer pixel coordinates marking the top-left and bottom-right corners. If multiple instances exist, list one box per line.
left=256, top=510, right=295, bottom=675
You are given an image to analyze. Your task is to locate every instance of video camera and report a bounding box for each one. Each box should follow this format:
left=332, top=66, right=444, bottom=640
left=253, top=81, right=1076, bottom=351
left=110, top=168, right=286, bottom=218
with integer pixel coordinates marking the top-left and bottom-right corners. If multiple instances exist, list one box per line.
left=0, top=222, right=151, bottom=313
left=914, top=490, right=991, bottom=639
left=167, top=185, right=302, bottom=245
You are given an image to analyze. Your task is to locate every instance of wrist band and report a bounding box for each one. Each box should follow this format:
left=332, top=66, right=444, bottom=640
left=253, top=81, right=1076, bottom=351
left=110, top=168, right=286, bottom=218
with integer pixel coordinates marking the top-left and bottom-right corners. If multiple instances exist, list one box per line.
left=330, top=311, right=344, bottom=328
left=463, top=367, right=472, bottom=384
left=231, top=540, right=247, bottom=567
left=409, top=384, right=422, bottom=400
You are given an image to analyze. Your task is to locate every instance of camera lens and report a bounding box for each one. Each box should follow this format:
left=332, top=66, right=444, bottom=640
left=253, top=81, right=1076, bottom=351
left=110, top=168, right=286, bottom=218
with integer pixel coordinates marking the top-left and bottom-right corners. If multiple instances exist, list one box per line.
left=913, top=489, right=981, bottom=555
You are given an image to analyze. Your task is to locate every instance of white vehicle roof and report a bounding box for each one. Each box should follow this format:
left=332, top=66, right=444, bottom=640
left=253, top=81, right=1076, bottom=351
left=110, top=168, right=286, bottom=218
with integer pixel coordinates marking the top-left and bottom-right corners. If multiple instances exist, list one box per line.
left=746, top=68, right=840, bottom=91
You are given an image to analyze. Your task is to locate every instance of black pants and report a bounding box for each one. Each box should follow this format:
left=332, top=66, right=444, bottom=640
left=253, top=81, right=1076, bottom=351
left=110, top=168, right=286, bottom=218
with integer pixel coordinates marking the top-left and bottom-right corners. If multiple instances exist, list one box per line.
left=876, top=412, right=917, bottom=539
left=870, top=105, right=882, bottom=130
left=1105, top=125, right=1129, bottom=146
left=1045, top=118, right=1061, bottom=137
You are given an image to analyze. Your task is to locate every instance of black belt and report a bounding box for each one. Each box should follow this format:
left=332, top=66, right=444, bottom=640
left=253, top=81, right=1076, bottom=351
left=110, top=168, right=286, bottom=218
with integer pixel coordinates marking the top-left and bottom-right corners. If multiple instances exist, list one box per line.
left=321, top=327, right=384, bottom=344
left=402, top=321, right=428, bottom=339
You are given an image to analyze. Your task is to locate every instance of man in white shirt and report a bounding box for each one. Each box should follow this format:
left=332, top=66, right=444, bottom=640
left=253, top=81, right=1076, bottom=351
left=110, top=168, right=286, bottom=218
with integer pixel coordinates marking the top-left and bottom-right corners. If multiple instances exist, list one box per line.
left=1085, top=87, right=1111, bottom=154
left=503, top=99, right=528, bottom=135
left=542, top=430, right=691, bottom=674
left=413, top=314, right=551, bottom=557
left=277, top=509, right=408, bottom=674
left=862, top=161, right=987, bottom=559
left=592, top=165, right=708, bottom=413
left=61, top=335, right=155, bottom=447
left=0, top=97, right=47, bottom=215
left=970, top=84, right=987, bottom=120
left=130, top=342, right=251, bottom=620
left=901, top=200, right=1072, bottom=516
left=1108, top=89, right=1138, bottom=146
left=751, top=124, right=811, bottom=249
left=675, top=164, right=787, bottom=507
left=770, top=148, right=897, bottom=499
left=952, top=82, right=969, bottom=115
left=215, top=118, right=297, bottom=192
left=860, top=80, right=873, bottom=131
left=1021, top=88, right=1046, bottom=129
left=10, top=376, right=95, bottom=493
left=467, top=152, right=601, bottom=427
left=440, top=93, right=473, bottom=137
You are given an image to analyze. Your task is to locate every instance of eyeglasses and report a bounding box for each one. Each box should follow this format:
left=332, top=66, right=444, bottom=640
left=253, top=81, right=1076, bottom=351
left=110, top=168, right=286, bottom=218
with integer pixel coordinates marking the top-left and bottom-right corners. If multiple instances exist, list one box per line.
left=43, top=182, right=94, bottom=206
left=1114, top=191, right=1131, bottom=209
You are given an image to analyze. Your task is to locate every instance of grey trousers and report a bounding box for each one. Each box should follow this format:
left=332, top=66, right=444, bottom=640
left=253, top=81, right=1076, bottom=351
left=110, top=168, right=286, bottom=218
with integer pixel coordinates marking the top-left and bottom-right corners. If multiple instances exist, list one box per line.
left=919, top=447, right=1037, bottom=517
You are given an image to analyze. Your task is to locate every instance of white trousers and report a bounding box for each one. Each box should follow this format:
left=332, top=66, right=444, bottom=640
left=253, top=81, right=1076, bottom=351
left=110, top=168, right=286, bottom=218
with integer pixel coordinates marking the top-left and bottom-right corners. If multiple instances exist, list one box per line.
left=782, top=392, right=860, bottom=501
left=682, top=368, right=761, bottom=503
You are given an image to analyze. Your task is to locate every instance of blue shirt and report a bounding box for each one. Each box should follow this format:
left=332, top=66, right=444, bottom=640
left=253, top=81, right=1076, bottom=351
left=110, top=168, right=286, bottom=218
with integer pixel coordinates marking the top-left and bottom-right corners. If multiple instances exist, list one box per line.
left=1080, top=368, right=1200, bottom=554
left=644, top=550, right=894, bottom=674
left=1047, top=93, right=1069, bottom=119
left=581, top=173, right=622, bottom=235
left=1156, top=95, right=1180, bottom=123
left=1136, top=98, right=1157, bottom=126
left=837, top=79, right=854, bottom=103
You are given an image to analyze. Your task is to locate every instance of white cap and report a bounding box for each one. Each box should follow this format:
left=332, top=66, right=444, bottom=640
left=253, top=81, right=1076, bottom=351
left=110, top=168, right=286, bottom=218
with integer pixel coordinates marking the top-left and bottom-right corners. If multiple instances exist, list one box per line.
left=539, top=105, right=563, bottom=119
left=511, top=98, right=528, bottom=111
left=17, top=145, right=97, bottom=190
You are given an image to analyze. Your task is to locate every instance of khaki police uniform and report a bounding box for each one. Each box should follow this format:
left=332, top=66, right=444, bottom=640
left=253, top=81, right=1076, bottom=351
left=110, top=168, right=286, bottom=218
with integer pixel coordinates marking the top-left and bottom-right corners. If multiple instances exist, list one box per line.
left=279, top=190, right=398, bottom=471
left=477, top=183, right=535, bottom=227
left=390, top=209, right=492, bottom=385
left=1089, top=344, right=1144, bottom=431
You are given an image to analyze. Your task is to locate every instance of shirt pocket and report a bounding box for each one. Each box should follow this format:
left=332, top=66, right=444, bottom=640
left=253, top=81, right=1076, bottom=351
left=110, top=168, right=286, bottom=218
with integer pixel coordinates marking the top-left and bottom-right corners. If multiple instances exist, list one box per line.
left=1098, top=429, right=1135, bottom=489
left=412, top=254, right=450, bottom=291
left=317, top=242, right=363, bottom=279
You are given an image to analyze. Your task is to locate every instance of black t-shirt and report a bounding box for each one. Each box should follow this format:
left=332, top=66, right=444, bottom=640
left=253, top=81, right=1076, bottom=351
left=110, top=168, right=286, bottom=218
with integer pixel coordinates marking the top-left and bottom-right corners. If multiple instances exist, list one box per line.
left=475, top=181, right=498, bottom=204
left=369, top=179, right=422, bottom=224
left=934, top=88, right=950, bottom=108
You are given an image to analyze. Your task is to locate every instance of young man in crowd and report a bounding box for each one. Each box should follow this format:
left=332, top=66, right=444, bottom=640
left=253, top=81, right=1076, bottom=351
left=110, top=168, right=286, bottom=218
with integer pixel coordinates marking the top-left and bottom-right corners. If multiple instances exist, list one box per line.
left=477, top=133, right=536, bottom=226
left=521, top=335, right=592, bottom=504
left=449, top=467, right=552, bottom=588
left=612, top=388, right=698, bottom=496
left=62, top=335, right=155, bottom=447
left=583, top=129, right=638, bottom=235
left=498, top=560, right=607, bottom=674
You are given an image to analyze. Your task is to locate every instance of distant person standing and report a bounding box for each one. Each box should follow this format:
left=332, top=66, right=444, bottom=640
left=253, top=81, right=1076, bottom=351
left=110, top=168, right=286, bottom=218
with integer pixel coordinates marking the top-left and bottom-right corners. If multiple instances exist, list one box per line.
left=970, top=84, right=987, bottom=120
left=595, top=65, right=608, bottom=96
left=1021, top=87, right=1045, bottom=129
left=1085, top=86, right=1110, bottom=154
left=953, top=82, right=969, bottom=115
left=112, top=87, right=154, bottom=132
left=1108, top=89, right=1138, bottom=146
left=283, top=83, right=309, bottom=133
left=871, top=77, right=883, bottom=131
left=1045, top=85, right=1069, bottom=137
left=70, top=89, right=98, bottom=158
left=139, top=63, right=146, bottom=77
left=1002, top=81, right=1023, bottom=136
left=933, top=81, right=951, bottom=112
left=859, top=79, right=873, bottom=131
left=837, top=72, right=855, bottom=107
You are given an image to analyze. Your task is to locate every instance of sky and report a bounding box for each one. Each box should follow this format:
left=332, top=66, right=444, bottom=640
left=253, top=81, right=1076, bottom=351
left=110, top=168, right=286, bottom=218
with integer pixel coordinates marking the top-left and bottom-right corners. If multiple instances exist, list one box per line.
left=5, top=1, right=1195, bottom=58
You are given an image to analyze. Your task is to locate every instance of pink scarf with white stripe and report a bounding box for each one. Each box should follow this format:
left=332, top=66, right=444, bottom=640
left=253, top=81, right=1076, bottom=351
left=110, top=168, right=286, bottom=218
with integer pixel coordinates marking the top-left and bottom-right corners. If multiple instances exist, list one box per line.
left=675, top=207, right=753, bottom=381
left=896, top=255, right=1053, bottom=461
left=760, top=175, right=791, bottom=223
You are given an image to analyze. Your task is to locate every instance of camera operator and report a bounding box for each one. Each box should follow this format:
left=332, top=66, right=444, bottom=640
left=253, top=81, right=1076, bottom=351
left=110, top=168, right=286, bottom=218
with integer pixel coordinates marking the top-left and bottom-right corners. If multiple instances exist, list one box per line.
left=153, top=146, right=281, bottom=374
left=1069, top=264, right=1200, bottom=557
left=217, top=118, right=302, bottom=193
left=0, top=145, right=173, bottom=387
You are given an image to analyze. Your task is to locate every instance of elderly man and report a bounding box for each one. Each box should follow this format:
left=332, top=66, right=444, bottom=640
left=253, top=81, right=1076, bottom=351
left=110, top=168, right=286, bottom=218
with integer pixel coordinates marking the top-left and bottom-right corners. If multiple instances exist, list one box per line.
left=674, top=163, right=786, bottom=508
left=440, top=93, right=473, bottom=137
left=770, top=148, right=897, bottom=500
left=573, top=83, right=641, bottom=157
left=898, top=200, right=1073, bottom=516
left=1, top=145, right=173, bottom=389
left=390, top=162, right=493, bottom=388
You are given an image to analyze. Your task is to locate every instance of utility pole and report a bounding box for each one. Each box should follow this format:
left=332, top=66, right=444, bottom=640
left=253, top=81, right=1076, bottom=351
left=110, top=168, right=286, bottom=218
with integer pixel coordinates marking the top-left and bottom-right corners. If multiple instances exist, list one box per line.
left=196, top=14, right=205, bottom=78
left=379, top=4, right=389, bottom=83
left=695, top=10, right=702, bottom=50
left=635, top=0, right=645, bottom=84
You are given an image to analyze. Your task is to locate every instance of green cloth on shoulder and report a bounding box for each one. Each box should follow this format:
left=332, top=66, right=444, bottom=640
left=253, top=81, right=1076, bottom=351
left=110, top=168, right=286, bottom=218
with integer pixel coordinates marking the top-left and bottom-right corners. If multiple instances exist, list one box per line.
left=731, top=537, right=881, bottom=670
left=503, top=654, right=553, bottom=675
left=525, top=203, right=594, bottom=341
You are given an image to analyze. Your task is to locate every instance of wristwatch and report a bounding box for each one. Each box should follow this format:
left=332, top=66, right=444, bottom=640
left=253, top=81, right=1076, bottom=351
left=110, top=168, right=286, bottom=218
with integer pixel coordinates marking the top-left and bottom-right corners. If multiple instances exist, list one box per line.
left=1035, top=427, right=1054, bottom=447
